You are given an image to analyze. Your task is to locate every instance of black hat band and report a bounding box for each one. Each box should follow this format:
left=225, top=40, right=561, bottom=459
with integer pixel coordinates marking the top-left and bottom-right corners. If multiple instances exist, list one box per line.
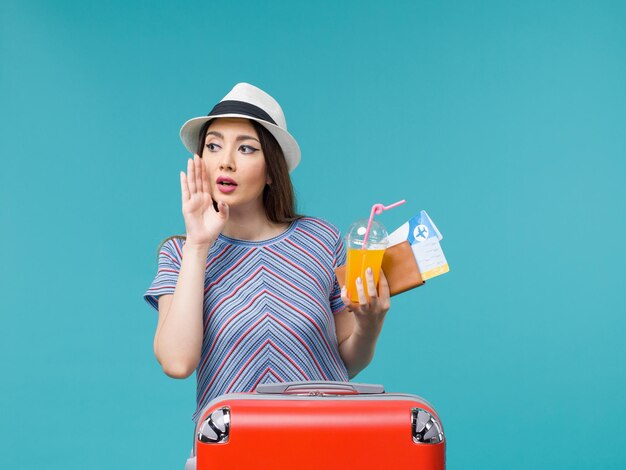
left=208, top=100, right=277, bottom=125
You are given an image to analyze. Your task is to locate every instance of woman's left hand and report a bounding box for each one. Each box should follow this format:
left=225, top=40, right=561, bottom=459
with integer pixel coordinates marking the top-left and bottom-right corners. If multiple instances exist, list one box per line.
left=341, top=269, right=391, bottom=334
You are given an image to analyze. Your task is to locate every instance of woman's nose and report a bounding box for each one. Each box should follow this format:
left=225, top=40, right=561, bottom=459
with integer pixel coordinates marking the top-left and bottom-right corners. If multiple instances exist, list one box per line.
left=219, top=147, right=236, bottom=171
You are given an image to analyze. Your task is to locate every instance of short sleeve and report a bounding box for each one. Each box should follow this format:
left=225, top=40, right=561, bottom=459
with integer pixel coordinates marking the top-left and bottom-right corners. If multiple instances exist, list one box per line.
left=143, top=237, right=184, bottom=311
left=329, top=233, right=347, bottom=314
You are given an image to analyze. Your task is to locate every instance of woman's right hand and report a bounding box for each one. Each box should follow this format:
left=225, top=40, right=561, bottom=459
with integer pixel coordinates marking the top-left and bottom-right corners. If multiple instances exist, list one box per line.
left=180, top=154, right=229, bottom=247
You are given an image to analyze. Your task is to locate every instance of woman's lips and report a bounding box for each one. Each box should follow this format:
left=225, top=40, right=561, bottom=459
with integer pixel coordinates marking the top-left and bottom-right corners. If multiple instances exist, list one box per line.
left=216, top=176, right=237, bottom=194
left=217, top=183, right=237, bottom=194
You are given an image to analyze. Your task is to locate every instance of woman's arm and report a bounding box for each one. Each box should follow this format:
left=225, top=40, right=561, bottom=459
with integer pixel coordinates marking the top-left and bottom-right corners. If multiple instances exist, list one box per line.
left=154, top=242, right=213, bottom=379
left=154, top=155, right=228, bottom=378
left=335, top=269, right=391, bottom=379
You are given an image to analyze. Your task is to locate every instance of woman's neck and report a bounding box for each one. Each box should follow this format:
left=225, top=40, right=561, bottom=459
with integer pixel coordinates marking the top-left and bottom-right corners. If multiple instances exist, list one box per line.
left=221, top=206, right=290, bottom=241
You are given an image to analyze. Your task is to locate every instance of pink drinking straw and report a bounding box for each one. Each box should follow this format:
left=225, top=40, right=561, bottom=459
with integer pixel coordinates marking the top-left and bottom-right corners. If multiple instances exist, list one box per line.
left=362, top=199, right=407, bottom=249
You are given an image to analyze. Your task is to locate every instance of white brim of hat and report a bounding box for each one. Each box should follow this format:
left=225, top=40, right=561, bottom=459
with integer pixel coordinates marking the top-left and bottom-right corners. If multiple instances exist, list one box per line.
left=179, top=114, right=301, bottom=173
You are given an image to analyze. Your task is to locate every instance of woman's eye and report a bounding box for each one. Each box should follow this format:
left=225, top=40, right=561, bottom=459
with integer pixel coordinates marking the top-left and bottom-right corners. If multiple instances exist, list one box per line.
left=206, top=143, right=220, bottom=151
left=240, top=145, right=259, bottom=154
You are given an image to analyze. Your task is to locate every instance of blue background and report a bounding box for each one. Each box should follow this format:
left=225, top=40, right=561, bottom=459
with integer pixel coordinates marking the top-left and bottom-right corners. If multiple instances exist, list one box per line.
left=1, top=1, right=624, bottom=468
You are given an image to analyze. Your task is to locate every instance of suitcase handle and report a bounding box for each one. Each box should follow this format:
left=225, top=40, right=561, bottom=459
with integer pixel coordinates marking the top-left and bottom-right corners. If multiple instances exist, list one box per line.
left=255, top=381, right=385, bottom=395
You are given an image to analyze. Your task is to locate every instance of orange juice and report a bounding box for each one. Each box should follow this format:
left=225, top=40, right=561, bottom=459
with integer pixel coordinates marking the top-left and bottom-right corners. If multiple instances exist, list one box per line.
left=345, top=247, right=386, bottom=302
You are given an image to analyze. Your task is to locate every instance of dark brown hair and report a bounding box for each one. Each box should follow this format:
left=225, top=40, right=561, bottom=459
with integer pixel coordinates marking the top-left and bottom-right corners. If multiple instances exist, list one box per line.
left=155, top=118, right=302, bottom=258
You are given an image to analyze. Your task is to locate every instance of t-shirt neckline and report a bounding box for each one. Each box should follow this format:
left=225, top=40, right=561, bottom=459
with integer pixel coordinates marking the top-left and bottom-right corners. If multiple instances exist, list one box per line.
left=217, top=219, right=299, bottom=247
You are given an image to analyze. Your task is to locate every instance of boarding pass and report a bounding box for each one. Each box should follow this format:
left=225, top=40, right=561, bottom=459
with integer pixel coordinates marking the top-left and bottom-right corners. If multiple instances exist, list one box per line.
left=387, top=210, right=449, bottom=281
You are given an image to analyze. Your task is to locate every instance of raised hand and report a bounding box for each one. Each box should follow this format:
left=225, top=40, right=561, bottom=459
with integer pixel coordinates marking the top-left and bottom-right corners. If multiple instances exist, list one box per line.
left=180, top=154, right=229, bottom=247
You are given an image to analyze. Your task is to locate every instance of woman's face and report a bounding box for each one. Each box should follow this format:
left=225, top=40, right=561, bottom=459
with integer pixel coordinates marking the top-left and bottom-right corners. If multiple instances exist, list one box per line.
left=201, top=118, right=271, bottom=211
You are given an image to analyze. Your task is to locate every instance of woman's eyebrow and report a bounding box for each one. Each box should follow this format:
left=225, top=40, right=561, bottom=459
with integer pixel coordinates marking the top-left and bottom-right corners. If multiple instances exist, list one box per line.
left=206, top=130, right=223, bottom=139
left=206, top=131, right=260, bottom=143
left=236, top=134, right=260, bottom=143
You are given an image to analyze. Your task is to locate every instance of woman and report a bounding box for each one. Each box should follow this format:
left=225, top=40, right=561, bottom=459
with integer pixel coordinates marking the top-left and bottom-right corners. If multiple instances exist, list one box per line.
left=143, top=83, right=391, bottom=464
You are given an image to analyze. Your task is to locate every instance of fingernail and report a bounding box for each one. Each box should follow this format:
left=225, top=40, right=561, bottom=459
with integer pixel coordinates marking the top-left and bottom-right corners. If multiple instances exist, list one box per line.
left=356, top=277, right=362, bottom=285
left=366, top=268, right=372, bottom=275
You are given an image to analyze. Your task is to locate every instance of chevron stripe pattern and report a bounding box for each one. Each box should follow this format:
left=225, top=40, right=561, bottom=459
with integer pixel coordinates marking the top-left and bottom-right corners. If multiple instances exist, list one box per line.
left=144, top=217, right=349, bottom=423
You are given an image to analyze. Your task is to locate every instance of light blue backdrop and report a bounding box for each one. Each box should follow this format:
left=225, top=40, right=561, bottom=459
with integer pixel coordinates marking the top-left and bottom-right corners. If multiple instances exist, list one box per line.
left=1, top=1, right=624, bottom=468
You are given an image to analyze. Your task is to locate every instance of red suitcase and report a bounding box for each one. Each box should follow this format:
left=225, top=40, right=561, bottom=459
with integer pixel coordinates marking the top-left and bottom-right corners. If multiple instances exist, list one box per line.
left=189, top=381, right=445, bottom=469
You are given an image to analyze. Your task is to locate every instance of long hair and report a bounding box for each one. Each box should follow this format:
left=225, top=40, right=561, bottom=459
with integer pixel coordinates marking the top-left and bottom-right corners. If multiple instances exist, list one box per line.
left=155, top=118, right=302, bottom=258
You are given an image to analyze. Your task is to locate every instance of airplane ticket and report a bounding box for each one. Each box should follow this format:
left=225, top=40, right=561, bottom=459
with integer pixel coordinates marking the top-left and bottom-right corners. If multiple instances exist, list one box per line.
left=388, top=210, right=449, bottom=281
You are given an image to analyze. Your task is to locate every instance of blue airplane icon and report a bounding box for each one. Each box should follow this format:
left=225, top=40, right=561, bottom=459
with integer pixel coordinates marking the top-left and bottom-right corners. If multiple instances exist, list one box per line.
left=415, top=225, right=428, bottom=239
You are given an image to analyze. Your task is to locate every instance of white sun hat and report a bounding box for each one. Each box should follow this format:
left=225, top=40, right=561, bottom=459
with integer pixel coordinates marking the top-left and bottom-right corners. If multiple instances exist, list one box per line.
left=179, top=83, right=301, bottom=172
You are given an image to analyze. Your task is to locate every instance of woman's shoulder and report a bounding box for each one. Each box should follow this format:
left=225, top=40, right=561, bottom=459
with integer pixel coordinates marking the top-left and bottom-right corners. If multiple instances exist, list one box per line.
left=294, top=216, right=342, bottom=244
left=155, top=234, right=186, bottom=260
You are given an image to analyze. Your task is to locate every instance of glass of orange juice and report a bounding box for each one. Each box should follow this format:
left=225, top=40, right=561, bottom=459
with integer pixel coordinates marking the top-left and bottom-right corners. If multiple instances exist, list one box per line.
left=345, top=219, right=389, bottom=303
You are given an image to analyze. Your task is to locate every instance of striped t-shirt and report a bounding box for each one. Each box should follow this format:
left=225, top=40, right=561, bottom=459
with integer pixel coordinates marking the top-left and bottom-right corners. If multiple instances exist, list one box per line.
left=144, top=216, right=349, bottom=423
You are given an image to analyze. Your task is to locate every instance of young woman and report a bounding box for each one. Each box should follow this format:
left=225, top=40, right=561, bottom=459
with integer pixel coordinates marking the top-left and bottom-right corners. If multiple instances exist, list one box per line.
left=143, top=83, right=391, bottom=462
